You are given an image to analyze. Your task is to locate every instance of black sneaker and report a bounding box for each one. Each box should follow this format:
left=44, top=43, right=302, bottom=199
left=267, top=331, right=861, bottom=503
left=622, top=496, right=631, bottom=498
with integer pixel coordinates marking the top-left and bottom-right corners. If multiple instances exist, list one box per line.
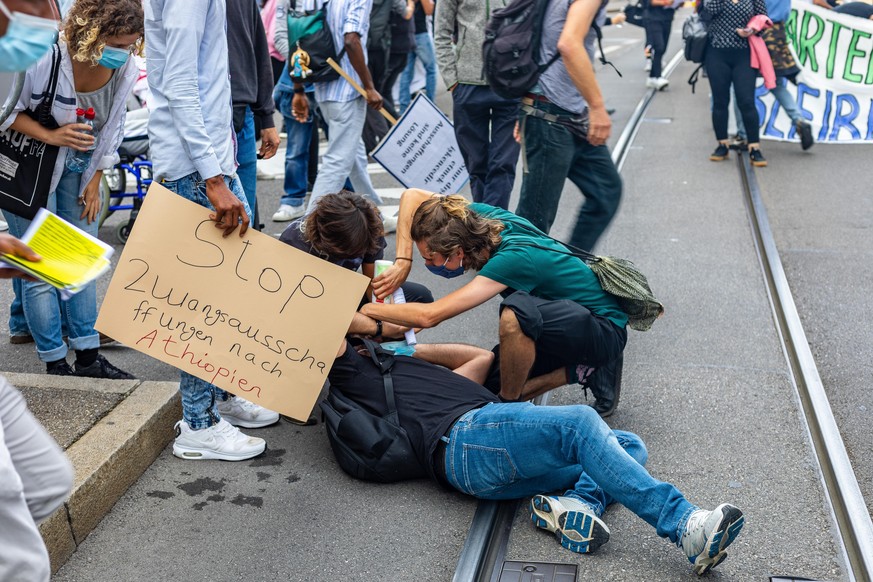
left=47, top=360, right=75, bottom=376
left=749, top=148, right=768, bottom=167
left=586, top=355, right=623, bottom=418
left=74, top=354, right=135, bottom=380
left=710, top=143, right=729, bottom=161
left=797, top=121, right=814, bottom=150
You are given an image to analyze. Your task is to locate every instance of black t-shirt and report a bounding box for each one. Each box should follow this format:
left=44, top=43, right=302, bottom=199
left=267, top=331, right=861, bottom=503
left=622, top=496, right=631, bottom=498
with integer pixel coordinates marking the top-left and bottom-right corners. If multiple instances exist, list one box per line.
left=833, top=2, right=873, bottom=19
left=327, top=343, right=499, bottom=472
left=278, top=219, right=386, bottom=272
left=413, top=3, right=428, bottom=34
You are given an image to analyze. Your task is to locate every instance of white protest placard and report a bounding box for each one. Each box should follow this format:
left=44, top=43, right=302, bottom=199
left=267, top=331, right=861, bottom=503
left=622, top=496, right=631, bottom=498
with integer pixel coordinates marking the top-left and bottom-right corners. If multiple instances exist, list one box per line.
left=371, top=93, right=469, bottom=193
left=757, top=2, right=873, bottom=144
left=96, top=183, right=369, bottom=422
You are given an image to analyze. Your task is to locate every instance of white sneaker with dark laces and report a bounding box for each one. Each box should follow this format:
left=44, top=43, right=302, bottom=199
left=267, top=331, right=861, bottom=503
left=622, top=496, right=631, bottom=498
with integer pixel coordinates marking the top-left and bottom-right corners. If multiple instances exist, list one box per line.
left=173, top=419, right=266, bottom=461
left=679, top=504, right=745, bottom=575
left=530, top=495, right=610, bottom=554
left=217, top=396, right=279, bottom=428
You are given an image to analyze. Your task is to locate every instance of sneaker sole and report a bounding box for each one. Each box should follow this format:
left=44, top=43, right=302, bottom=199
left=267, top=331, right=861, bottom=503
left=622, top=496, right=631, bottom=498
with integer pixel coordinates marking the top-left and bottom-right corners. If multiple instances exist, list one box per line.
left=751, top=160, right=768, bottom=167
left=172, top=441, right=266, bottom=461
left=709, top=154, right=728, bottom=161
left=530, top=495, right=610, bottom=554
left=691, top=504, right=745, bottom=575
left=218, top=413, right=280, bottom=429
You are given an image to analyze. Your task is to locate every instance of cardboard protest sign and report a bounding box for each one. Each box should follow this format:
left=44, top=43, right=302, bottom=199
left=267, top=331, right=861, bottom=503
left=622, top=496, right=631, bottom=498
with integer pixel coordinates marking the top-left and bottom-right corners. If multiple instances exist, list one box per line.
left=371, top=93, right=469, bottom=193
left=96, top=183, right=369, bottom=421
left=758, top=3, right=873, bottom=144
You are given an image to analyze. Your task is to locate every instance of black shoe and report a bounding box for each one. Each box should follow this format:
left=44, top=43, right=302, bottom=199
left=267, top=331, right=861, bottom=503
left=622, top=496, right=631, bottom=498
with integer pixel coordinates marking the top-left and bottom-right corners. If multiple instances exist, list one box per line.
left=797, top=121, right=814, bottom=150
left=74, top=354, right=135, bottom=380
left=10, top=333, right=34, bottom=345
left=748, top=148, right=767, bottom=167
left=729, top=136, right=747, bottom=151
left=587, top=355, right=623, bottom=418
left=47, top=360, right=75, bottom=376
left=710, top=143, right=729, bottom=161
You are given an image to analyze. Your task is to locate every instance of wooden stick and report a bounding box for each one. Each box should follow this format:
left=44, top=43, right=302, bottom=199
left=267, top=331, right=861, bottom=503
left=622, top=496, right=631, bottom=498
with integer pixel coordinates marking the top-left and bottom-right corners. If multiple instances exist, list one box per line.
left=326, top=58, right=397, bottom=125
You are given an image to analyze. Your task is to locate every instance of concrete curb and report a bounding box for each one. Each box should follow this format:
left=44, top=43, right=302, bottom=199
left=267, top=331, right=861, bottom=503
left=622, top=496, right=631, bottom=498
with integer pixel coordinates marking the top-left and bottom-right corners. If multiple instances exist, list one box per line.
left=34, top=378, right=181, bottom=573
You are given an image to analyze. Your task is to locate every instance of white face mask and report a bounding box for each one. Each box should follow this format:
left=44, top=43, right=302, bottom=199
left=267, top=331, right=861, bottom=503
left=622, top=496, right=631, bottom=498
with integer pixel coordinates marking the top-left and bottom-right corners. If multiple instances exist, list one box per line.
left=0, top=0, right=59, bottom=73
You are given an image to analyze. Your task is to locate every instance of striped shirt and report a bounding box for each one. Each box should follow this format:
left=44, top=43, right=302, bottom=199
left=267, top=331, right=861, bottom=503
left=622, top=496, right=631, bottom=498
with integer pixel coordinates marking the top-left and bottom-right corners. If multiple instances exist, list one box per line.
left=298, top=0, right=372, bottom=103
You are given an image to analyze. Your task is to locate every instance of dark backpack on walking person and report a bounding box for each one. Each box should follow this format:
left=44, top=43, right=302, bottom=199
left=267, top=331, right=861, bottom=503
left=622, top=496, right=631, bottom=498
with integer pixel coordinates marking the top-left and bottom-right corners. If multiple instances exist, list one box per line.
left=286, top=0, right=345, bottom=83
left=482, top=0, right=618, bottom=100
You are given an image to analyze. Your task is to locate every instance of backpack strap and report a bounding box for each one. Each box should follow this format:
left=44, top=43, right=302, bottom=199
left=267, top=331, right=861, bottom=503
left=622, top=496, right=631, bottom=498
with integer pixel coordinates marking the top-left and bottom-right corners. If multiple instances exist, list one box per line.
left=360, top=338, right=401, bottom=425
left=500, top=216, right=602, bottom=263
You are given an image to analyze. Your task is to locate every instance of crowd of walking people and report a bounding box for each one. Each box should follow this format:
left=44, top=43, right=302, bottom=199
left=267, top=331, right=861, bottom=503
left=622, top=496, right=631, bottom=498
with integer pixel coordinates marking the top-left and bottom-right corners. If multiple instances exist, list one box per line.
left=16, top=0, right=873, bottom=575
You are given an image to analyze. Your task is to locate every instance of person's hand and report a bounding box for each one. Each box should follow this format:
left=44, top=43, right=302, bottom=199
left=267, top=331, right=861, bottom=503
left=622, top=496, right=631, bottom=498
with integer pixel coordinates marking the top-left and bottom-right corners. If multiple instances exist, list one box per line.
left=513, top=120, right=521, bottom=144
left=587, top=105, right=612, bottom=146
left=0, top=233, right=40, bottom=280
left=372, top=262, right=411, bottom=300
left=205, top=175, right=249, bottom=237
left=258, top=127, right=280, bottom=160
left=47, top=124, right=95, bottom=151
left=736, top=27, right=754, bottom=37
left=448, top=83, right=457, bottom=92
left=365, top=87, right=383, bottom=111
left=611, top=12, right=627, bottom=24
left=292, top=92, right=310, bottom=123
left=79, top=173, right=102, bottom=224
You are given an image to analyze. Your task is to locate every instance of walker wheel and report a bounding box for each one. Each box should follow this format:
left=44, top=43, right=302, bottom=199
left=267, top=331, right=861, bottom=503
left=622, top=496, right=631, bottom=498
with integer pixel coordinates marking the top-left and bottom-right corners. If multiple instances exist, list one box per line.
left=116, top=222, right=131, bottom=244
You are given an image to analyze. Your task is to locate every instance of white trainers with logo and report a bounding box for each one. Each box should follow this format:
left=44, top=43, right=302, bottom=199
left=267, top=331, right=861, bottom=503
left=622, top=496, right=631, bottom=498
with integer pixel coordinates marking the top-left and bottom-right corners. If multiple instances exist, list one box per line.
left=172, top=419, right=266, bottom=461
left=530, top=495, right=610, bottom=554
left=679, top=503, right=745, bottom=575
left=217, top=396, right=280, bottom=428
left=272, top=204, right=306, bottom=222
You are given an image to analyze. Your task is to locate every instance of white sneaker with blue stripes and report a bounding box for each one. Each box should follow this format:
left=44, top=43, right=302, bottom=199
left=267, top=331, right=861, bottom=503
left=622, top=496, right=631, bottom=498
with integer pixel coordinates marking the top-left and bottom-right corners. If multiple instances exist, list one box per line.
left=679, top=503, right=745, bottom=575
left=530, top=495, right=610, bottom=554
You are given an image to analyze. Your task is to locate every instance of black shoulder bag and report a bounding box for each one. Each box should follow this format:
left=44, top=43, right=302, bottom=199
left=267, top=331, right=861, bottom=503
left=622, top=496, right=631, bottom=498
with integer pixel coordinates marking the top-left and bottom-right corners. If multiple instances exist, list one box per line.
left=0, top=45, right=62, bottom=220
left=320, top=338, right=428, bottom=483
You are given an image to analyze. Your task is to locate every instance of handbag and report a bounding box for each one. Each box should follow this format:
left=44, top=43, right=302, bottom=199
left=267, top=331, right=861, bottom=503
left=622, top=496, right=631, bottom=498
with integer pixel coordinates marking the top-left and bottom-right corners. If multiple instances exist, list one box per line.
left=319, top=338, right=428, bottom=483
left=504, top=219, right=664, bottom=331
left=0, top=44, right=62, bottom=220
left=623, top=0, right=645, bottom=28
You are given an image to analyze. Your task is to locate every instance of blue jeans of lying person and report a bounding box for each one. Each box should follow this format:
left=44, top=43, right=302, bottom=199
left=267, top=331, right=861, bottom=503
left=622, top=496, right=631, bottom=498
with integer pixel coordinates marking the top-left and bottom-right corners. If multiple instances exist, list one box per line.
left=161, top=172, right=251, bottom=429
left=443, top=403, right=697, bottom=542
left=4, top=170, right=100, bottom=363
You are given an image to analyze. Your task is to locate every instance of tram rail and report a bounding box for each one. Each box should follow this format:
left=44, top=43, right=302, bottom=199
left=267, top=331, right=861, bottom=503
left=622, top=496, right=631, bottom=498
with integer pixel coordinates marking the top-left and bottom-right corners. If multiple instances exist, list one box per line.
left=451, top=47, right=873, bottom=582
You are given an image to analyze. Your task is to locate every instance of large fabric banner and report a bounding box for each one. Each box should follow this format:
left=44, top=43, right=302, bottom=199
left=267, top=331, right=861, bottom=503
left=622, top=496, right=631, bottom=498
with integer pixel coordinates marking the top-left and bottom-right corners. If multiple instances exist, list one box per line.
left=759, top=2, right=873, bottom=143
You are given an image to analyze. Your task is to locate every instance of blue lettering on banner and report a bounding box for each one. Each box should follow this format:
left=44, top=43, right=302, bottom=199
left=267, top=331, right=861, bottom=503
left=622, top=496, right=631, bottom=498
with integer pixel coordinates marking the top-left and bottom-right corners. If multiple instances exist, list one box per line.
left=866, top=100, right=873, bottom=140
left=830, top=94, right=861, bottom=140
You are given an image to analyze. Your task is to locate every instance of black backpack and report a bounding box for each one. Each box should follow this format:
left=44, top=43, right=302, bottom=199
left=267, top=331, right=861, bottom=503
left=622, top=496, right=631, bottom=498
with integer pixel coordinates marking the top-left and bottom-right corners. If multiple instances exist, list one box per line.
left=367, top=0, right=393, bottom=52
left=682, top=12, right=709, bottom=92
left=483, top=0, right=618, bottom=100
left=286, top=1, right=345, bottom=83
left=320, top=339, right=428, bottom=483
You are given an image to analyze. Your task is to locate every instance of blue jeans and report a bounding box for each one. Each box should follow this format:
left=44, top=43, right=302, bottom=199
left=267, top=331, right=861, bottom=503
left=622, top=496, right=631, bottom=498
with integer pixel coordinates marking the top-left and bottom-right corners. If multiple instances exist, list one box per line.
left=444, top=403, right=696, bottom=542
left=4, top=170, right=100, bottom=362
left=307, top=98, right=382, bottom=211
left=399, top=32, right=438, bottom=113
left=451, top=84, right=520, bottom=209
left=274, top=88, right=314, bottom=207
left=235, top=107, right=258, bottom=220
left=161, top=172, right=251, bottom=429
left=734, top=77, right=802, bottom=140
left=515, top=108, right=623, bottom=252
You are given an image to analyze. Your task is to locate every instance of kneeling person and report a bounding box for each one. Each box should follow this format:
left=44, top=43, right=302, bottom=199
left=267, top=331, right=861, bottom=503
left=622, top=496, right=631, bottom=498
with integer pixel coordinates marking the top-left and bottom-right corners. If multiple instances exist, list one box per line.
left=327, top=339, right=744, bottom=575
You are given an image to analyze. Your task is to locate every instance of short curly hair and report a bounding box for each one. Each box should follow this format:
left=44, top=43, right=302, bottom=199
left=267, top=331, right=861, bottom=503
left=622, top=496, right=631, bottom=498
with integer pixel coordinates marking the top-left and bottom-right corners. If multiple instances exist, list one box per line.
left=62, top=0, right=144, bottom=66
left=303, top=191, right=385, bottom=260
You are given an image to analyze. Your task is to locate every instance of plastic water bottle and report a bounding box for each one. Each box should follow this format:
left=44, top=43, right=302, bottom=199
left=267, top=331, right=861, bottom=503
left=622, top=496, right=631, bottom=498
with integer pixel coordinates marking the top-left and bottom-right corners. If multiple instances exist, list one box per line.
left=373, top=260, right=417, bottom=345
left=65, top=107, right=97, bottom=173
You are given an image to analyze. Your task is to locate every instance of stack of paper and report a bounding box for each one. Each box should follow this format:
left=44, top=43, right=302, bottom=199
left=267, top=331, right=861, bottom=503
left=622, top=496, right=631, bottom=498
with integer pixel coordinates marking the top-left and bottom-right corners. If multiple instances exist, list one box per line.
left=0, top=208, right=113, bottom=299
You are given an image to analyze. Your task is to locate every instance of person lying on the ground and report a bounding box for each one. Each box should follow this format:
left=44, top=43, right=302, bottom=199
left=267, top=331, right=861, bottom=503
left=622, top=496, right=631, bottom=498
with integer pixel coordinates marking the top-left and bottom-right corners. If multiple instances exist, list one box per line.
left=279, top=190, right=433, bottom=339
left=363, top=189, right=625, bottom=416
left=327, top=337, right=745, bottom=575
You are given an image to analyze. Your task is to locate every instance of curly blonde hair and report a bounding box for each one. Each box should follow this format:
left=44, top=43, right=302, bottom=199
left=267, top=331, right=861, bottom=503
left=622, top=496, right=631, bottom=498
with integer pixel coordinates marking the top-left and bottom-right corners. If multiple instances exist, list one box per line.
left=410, top=195, right=504, bottom=271
left=63, top=0, right=144, bottom=65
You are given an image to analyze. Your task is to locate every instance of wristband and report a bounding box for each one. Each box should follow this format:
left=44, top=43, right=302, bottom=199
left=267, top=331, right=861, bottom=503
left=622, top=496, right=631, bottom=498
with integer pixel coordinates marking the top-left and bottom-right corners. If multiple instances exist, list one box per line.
left=375, top=320, right=383, bottom=337
left=395, top=257, right=412, bottom=262
left=293, top=87, right=305, bottom=94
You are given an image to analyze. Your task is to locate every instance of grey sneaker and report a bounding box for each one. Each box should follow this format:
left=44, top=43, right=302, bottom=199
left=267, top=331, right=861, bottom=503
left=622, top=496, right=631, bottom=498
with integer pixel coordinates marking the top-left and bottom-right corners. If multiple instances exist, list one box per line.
left=217, top=396, right=279, bottom=428
left=679, top=504, right=744, bottom=575
left=530, top=495, right=610, bottom=554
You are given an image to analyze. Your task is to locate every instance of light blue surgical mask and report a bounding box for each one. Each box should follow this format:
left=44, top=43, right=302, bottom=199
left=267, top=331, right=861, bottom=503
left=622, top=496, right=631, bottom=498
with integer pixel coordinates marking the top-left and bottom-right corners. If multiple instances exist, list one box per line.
left=98, top=45, right=129, bottom=69
left=0, top=0, right=59, bottom=72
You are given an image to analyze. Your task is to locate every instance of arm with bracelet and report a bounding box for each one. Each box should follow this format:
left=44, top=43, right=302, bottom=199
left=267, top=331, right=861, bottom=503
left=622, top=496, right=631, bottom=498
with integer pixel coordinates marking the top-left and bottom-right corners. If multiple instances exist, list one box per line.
left=374, top=260, right=417, bottom=345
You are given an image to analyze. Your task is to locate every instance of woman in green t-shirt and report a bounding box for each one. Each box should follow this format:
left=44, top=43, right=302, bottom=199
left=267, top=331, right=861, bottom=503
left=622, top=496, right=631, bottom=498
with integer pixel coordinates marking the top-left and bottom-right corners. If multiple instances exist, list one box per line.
left=361, top=189, right=627, bottom=416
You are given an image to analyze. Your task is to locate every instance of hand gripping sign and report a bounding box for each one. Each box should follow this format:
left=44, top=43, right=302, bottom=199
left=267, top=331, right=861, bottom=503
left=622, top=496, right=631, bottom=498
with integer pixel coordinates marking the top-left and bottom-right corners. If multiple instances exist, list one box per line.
left=96, top=183, right=368, bottom=422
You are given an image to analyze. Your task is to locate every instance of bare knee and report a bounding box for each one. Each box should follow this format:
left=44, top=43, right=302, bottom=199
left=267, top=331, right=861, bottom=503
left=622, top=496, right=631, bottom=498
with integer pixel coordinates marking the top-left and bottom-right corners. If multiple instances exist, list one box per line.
left=499, top=307, right=523, bottom=339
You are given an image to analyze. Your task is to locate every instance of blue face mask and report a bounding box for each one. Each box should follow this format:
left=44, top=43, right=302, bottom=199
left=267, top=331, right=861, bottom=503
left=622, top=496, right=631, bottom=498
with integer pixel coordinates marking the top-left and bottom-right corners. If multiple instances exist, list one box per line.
left=98, top=45, right=129, bottom=69
left=0, top=0, right=59, bottom=73
left=426, top=255, right=465, bottom=279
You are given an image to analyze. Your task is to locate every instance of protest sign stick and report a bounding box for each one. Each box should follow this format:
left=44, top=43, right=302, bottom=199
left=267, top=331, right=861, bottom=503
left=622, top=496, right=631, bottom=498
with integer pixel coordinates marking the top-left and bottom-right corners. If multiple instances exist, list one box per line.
left=326, top=58, right=397, bottom=125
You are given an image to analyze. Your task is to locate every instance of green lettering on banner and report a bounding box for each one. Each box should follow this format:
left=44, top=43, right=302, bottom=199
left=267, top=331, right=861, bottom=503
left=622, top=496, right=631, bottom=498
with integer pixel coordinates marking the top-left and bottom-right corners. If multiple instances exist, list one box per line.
left=827, top=21, right=846, bottom=80
left=867, top=47, right=873, bottom=84
left=844, top=29, right=871, bottom=84
left=797, top=10, right=825, bottom=72
left=786, top=9, right=798, bottom=53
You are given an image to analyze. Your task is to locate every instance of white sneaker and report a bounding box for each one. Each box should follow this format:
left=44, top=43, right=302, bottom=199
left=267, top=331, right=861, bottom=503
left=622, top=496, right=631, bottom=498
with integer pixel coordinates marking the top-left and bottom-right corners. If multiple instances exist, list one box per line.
left=530, top=495, right=610, bottom=554
left=272, top=204, right=306, bottom=222
left=646, top=77, right=669, bottom=91
left=679, top=504, right=745, bottom=575
left=217, top=396, right=280, bottom=428
left=172, top=419, right=266, bottom=461
left=382, top=215, right=398, bottom=234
